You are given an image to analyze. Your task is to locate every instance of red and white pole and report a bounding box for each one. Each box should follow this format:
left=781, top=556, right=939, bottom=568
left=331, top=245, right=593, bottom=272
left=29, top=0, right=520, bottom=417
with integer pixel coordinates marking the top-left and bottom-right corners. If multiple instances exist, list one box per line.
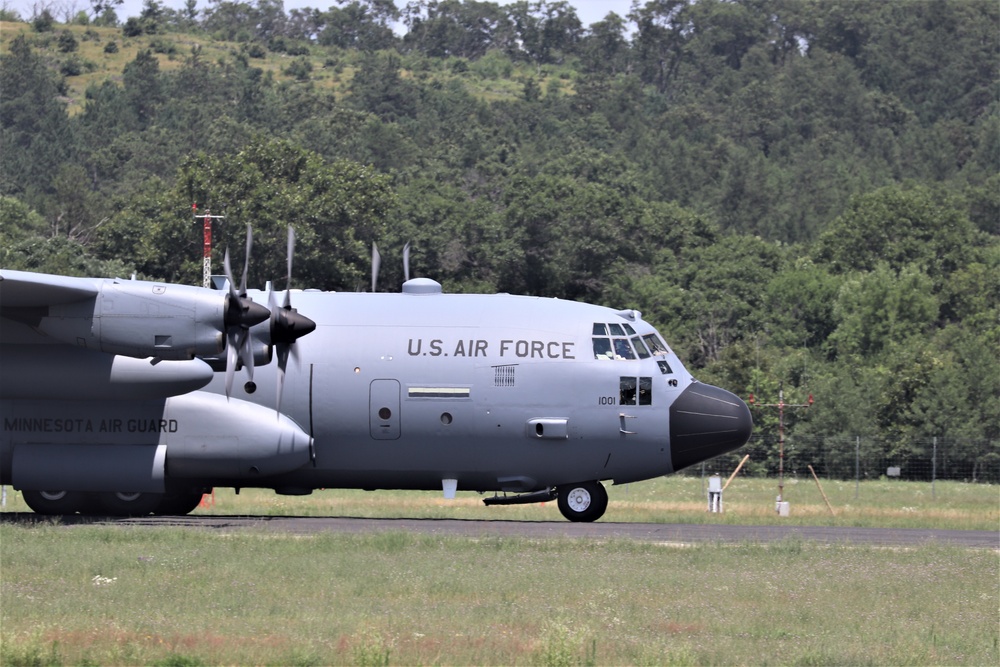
left=193, top=204, right=224, bottom=288
left=202, top=212, right=212, bottom=289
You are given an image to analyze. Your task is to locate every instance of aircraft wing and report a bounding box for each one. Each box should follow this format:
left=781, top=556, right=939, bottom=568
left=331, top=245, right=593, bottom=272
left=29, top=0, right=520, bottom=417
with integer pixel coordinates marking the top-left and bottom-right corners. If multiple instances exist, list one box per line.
left=0, top=269, right=220, bottom=399
left=0, top=269, right=101, bottom=308
left=0, top=268, right=232, bottom=360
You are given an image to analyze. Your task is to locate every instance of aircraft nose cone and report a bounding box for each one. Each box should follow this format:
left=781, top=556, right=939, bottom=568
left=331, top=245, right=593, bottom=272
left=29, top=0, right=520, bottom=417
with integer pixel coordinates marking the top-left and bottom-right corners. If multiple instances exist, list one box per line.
left=669, top=383, right=752, bottom=472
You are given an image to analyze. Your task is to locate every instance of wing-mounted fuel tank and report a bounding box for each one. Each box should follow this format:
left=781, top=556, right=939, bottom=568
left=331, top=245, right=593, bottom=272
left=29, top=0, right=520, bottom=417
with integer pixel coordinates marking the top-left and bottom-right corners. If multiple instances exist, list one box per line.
left=0, top=345, right=213, bottom=401
left=3, top=392, right=312, bottom=492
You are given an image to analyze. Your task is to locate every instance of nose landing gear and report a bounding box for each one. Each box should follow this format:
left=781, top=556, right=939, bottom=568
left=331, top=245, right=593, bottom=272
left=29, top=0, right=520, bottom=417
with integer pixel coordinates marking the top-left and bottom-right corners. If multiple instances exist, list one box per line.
left=556, top=481, right=608, bottom=522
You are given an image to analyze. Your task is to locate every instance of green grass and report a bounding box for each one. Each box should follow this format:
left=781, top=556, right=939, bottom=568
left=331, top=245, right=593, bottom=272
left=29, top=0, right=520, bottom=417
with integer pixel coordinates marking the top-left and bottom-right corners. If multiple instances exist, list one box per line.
left=1, top=523, right=997, bottom=666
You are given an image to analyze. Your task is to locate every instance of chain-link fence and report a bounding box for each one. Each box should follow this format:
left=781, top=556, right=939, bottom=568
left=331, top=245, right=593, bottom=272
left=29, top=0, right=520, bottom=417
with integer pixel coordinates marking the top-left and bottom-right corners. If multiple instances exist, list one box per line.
left=701, top=434, right=1000, bottom=484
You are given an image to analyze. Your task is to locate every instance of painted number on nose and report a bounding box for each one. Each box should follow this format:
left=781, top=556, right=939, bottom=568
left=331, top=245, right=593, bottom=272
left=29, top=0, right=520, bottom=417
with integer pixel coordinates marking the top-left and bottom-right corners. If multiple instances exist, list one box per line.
left=598, top=396, right=616, bottom=406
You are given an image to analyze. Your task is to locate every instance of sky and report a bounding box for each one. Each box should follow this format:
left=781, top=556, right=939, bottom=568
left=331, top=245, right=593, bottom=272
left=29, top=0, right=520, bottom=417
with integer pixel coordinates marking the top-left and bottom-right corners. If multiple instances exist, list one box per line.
left=5, top=0, right=637, bottom=29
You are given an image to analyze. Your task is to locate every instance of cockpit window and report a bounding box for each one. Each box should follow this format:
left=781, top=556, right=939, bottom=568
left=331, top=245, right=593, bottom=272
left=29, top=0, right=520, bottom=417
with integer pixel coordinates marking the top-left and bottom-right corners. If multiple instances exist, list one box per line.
left=631, top=336, right=651, bottom=359
left=593, top=323, right=664, bottom=362
left=592, top=338, right=613, bottom=360
left=613, top=338, right=636, bottom=360
left=642, top=334, right=670, bottom=356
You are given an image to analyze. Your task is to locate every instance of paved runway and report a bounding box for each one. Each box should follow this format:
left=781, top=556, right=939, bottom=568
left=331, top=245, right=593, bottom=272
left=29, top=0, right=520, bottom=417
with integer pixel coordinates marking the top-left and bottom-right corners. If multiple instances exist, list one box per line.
left=3, top=513, right=996, bottom=548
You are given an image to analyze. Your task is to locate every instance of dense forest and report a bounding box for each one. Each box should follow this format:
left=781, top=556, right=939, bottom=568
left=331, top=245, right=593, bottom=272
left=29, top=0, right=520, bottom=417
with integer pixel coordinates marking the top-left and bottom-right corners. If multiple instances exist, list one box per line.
left=1, top=0, right=998, bottom=479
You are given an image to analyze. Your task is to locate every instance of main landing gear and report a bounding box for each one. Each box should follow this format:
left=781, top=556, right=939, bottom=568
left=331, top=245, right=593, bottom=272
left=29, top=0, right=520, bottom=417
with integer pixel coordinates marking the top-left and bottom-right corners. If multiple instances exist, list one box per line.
left=556, top=481, right=608, bottom=522
left=20, top=487, right=209, bottom=517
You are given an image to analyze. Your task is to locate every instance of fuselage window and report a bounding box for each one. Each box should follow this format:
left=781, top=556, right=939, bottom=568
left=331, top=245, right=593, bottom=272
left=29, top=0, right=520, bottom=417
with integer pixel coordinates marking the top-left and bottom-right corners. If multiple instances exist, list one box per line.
left=639, top=377, right=652, bottom=405
left=642, top=333, right=670, bottom=356
left=592, top=323, right=608, bottom=336
left=657, top=360, right=672, bottom=375
left=620, top=376, right=637, bottom=405
left=631, top=336, right=651, bottom=359
left=608, top=323, right=626, bottom=336
left=613, top=338, right=636, bottom=360
left=620, top=376, right=652, bottom=405
left=593, top=337, right=613, bottom=360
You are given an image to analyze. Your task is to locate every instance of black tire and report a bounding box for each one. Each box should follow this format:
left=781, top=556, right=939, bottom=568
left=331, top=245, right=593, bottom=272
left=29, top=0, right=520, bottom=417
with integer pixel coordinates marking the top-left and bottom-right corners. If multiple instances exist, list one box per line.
left=155, top=488, right=209, bottom=515
left=22, top=490, right=93, bottom=515
left=96, top=491, right=162, bottom=516
left=556, top=481, right=608, bottom=522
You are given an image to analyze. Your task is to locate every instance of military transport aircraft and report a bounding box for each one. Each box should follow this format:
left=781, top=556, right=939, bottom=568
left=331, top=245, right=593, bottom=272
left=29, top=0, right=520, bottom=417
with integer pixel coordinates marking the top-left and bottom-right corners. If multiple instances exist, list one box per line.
left=0, top=230, right=751, bottom=521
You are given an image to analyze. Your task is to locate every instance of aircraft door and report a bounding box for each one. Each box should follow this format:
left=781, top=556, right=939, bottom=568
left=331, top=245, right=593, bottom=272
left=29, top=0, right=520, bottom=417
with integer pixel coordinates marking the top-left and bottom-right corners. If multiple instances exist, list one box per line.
left=369, top=379, right=401, bottom=440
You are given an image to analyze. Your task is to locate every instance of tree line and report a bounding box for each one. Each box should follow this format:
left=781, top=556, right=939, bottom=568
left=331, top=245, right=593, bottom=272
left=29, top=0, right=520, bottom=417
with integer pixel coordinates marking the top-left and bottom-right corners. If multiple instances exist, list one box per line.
left=1, top=0, right=997, bottom=478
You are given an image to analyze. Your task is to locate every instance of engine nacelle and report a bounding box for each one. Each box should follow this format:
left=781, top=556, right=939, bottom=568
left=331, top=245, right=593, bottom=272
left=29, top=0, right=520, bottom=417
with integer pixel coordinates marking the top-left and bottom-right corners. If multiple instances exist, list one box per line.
left=4, top=392, right=312, bottom=491
left=93, top=280, right=228, bottom=359
left=27, top=279, right=228, bottom=360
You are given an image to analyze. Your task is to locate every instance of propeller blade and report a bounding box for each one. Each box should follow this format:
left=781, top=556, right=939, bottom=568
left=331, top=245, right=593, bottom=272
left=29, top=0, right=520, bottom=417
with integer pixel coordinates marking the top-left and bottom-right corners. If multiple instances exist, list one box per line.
left=371, top=242, right=381, bottom=293
left=220, top=225, right=266, bottom=398
left=403, top=242, right=411, bottom=283
left=269, top=226, right=317, bottom=414
left=240, top=225, right=253, bottom=296
left=275, top=343, right=290, bottom=415
left=223, top=248, right=236, bottom=298
left=239, top=329, right=254, bottom=382
left=286, top=227, right=295, bottom=290
left=283, top=226, right=295, bottom=308
left=225, top=331, right=238, bottom=398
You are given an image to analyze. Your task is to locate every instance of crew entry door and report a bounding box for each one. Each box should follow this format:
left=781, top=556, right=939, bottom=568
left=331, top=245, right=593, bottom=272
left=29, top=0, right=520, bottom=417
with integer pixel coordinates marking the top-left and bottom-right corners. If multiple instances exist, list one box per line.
left=369, top=379, right=401, bottom=440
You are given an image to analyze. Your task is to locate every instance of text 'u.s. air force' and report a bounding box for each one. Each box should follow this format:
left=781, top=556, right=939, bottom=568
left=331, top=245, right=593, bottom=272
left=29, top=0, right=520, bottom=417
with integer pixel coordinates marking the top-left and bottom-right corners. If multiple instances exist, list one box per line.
left=407, top=338, right=575, bottom=359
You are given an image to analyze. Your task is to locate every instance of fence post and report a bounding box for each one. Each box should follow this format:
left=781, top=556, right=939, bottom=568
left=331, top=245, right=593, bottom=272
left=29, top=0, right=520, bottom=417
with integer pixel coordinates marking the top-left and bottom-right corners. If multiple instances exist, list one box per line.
left=932, top=437, right=937, bottom=499
left=855, top=436, right=860, bottom=500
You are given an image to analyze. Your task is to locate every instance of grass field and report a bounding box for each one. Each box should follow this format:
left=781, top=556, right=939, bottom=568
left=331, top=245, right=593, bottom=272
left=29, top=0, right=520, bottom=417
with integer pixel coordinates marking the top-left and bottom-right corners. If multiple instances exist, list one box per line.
left=1, top=523, right=998, bottom=666
left=1, top=478, right=998, bottom=665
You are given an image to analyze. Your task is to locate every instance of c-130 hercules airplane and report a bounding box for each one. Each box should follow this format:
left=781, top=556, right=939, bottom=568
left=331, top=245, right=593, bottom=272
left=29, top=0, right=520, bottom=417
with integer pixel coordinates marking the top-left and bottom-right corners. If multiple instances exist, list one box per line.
left=0, top=229, right=751, bottom=521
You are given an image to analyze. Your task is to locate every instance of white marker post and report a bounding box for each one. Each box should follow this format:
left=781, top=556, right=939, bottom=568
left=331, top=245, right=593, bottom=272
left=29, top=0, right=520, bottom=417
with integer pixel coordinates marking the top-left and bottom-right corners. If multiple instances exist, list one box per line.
left=707, top=474, right=722, bottom=513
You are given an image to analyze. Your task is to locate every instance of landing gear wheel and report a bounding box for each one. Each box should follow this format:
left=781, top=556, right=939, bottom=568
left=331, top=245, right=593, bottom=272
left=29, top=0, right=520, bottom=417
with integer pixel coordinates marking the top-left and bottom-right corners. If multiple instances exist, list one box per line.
left=556, top=481, right=608, bottom=522
left=22, top=490, right=92, bottom=515
left=155, top=488, right=209, bottom=516
left=96, top=492, right=162, bottom=517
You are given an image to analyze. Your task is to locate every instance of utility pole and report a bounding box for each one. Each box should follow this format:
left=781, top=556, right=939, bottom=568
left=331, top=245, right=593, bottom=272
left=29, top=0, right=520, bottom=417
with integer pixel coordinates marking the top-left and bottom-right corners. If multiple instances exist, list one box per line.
left=193, top=203, right=225, bottom=288
left=749, top=383, right=812, bottom=515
